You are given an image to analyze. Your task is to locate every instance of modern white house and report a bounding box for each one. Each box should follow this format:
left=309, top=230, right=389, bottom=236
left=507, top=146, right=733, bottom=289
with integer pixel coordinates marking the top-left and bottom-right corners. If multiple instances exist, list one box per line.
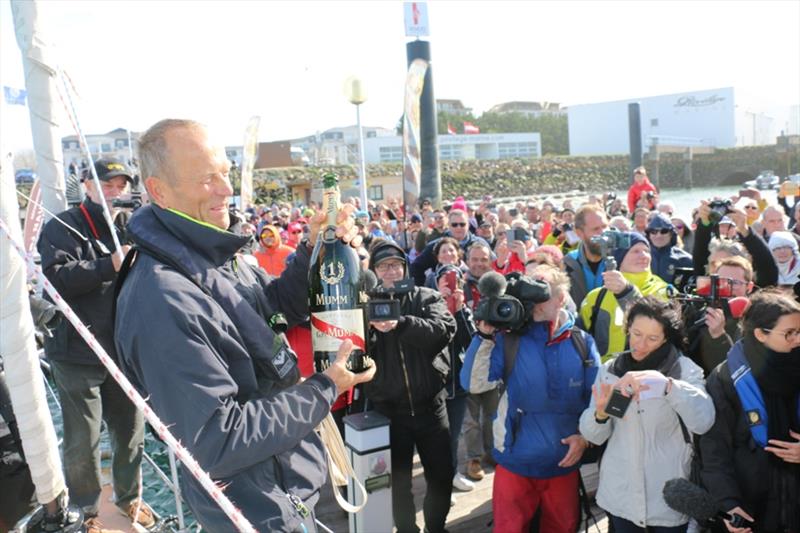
left=362, top=132, right=542, bottom=164
left=567, top=87, right=793, bottom=156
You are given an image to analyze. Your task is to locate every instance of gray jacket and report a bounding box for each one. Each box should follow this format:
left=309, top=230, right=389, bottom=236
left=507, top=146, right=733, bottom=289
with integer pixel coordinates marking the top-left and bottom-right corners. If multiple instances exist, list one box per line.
left=115, top=205, right=336, bottom=532
left=579, top=353, right=715, bottom=528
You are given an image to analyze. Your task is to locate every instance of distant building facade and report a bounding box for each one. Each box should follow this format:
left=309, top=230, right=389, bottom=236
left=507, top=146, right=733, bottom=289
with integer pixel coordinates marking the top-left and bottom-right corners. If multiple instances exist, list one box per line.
left=436, top=99, right=472, bottom=116
left=62, top=128, right=139, bottom=168
left=363, top=132, right=542, bottom=164
left=487, top=101, right=566, bottom=118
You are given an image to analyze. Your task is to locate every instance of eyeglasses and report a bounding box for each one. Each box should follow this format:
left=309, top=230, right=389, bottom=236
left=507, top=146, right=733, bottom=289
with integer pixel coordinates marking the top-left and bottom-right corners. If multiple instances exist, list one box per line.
left=647, top=228, right=671, bottom=235
left=744, top=205, right=759, bottom=211
left=375, top=261, right=405, bottom=273
left=290, top=230, right=302, bottom=234
left=761, top=328, right=800, bottom=342
left=450, top=222, right=467, bottom=228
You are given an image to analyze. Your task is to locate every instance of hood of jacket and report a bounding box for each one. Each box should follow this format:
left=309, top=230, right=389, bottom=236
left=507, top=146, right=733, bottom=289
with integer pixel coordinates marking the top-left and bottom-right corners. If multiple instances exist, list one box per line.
left=257, top=222, right=283, bottom=249
left=647, top=213, right=679, bottom=248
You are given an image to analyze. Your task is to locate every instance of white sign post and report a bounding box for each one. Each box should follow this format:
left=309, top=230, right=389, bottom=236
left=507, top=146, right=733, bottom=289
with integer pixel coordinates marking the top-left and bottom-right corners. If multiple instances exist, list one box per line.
left=403, top=2, right=430, bottom=37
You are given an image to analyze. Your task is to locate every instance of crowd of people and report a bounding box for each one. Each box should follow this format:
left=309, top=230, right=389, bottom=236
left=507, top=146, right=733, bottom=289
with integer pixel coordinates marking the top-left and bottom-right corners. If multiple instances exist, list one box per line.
left=5, top=123, right=799, bottom=533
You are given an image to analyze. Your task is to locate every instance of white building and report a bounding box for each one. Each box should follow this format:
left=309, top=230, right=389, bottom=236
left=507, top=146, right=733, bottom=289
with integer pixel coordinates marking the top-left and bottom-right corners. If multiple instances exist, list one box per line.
left=62, top=128, right=139, bottom=167
left=289, top=125, right=396, bottom=166
left=363, top=132, right=542, bottom=164
left=487, top=101, right=566, bottom=118
left=567, top=87, right=787, bottom=156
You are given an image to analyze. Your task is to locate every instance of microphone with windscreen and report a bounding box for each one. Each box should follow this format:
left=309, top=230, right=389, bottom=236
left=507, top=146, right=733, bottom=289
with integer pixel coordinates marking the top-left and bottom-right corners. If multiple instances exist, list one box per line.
left=477, top=271, right=508, bottom=299
left=662, top=478, right=753, bottom=528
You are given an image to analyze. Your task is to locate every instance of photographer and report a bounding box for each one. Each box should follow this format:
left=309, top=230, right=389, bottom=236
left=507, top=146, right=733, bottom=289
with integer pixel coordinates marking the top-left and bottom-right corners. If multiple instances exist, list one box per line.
left=579, top=232, right=669, bottom=361
left=579, top=297, right=714, bottom=533
left=627, top=166, right=658, bottom=213
left=692, top=201, right=778, bottom=287
left=543, top=207, right=580, bottom=254
left=563, top=204, right=610, bottom=308
left=700, top=290, right=800, bottom=533
left=461, top=267, right=600, bottom=532
left=364, top=239, right=457, bottom=533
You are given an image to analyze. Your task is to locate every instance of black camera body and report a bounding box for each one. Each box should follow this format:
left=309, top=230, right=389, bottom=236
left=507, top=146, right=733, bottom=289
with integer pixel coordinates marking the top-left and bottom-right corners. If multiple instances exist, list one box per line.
left=590, top=230, right=632, bottom=271
left=367, top=278, right=414, bottom=322
left=474, top=273, right=551, bottom=332
left=112, top=192, right=143, bottom=211
left=708, top=199, right=733, bottom=224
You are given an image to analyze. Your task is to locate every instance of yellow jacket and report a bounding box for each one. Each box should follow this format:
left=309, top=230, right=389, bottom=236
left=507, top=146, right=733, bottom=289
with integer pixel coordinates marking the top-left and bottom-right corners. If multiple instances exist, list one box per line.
left=578, top=270, right=669, bottom=361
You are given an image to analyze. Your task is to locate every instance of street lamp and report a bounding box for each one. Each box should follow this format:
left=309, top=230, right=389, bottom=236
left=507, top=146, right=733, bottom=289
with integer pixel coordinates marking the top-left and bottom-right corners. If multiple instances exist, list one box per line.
left=344, top=76, right=368, bottom=210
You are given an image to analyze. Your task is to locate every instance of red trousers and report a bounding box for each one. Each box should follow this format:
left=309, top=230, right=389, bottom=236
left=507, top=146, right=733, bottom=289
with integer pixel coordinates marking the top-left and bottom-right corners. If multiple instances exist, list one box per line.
left=492, top=465, right=579, bottom=533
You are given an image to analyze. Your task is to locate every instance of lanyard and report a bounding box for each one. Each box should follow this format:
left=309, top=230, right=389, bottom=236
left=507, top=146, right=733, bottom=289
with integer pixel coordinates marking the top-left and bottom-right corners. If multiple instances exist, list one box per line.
left=79, top=203, right=101, bottom=240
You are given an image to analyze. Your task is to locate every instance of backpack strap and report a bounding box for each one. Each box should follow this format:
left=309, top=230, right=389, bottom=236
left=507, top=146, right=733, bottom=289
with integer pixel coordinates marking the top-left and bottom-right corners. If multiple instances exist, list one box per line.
left=587, top=288, right=607, bottom=339
left=569, top=326, right=592, bottom=367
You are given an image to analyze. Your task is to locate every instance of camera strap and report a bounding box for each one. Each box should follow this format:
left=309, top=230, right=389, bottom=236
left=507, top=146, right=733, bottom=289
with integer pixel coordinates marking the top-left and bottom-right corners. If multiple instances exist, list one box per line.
left=587, top=288, right=607, bottom=339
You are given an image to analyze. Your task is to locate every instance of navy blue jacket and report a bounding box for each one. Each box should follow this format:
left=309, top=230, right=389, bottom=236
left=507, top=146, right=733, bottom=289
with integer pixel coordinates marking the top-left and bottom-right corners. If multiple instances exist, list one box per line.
left=115, top=205, right=336, bottom=532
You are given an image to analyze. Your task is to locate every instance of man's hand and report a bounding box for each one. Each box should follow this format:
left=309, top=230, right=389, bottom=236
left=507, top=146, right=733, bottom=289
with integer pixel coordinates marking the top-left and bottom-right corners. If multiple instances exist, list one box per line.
left=724, top=506, right=754, bottom=533
left=728, top=207, right=749, bottom=236
left=308, top=204, right=362, bottom=248
left=558, top=434, right=588, bottom=468
left=112, top=244, right=132, bottom=272
left=765, top=429, right=800, bottom=464
left=476, top=320, right=496, bottom=336
left=705, top=307, right=727, bottom=339
left=370, top=320, right=399, bottom=333
left=698, top=200, right=711, bottom=225
left=322, top=339, right=377, bottom=396
left=602, top=270, right=629, bottom=295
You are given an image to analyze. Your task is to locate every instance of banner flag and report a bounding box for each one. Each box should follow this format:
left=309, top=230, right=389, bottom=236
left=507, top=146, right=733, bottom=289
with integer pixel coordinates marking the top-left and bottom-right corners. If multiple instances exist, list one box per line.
left=3, top=86, right=27, bottom=106
left=240, top=116, right=260, bottom=209
left=402, top=59, right=428, bottom=209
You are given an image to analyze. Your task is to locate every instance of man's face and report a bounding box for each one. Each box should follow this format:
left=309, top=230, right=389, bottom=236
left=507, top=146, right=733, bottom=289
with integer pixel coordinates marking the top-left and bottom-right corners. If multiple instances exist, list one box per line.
left=448, top=212, right=469, bottom=240
left=576, top=211, right=608, bottom=254
left=477, top=224, right=494, bottom=240
left=532, top=284, right=564, bottom=323
left=149, top=126, right=233, bottom=229
left=634, top=210, right=648, bottom=230
left=620, top=242, right=651, bottom=273
left=433, top=212, right=446, bottom=229
left=374, top=259, right=406, bottom=288
left=716, top=264, right=753, bottom=297
left=763, top=208, right=785, bottom=236
left=467, top=246, right=492, bottom=279
left=647, top=227, right=672, bottom=249
left=526, top=207, right=539, bottom=223
left=85, top=176, right=128, bottom=206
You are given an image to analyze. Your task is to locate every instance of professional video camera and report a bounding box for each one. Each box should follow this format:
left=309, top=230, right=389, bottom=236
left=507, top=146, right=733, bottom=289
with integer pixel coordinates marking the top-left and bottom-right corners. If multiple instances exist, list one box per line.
left=111, top=191, right=143, bottom=211
left=589, top=230, right=632, bottom=271
left=366, top=277, right=414, bottom=322
left=473, top=272, right=550, bottom=332
left=707, top=199, right=733, bottom=224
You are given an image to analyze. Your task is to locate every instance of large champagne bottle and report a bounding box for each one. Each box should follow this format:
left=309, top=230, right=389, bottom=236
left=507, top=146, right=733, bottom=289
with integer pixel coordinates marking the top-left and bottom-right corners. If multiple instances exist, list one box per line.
left=309, top=173, right=369, bottom=373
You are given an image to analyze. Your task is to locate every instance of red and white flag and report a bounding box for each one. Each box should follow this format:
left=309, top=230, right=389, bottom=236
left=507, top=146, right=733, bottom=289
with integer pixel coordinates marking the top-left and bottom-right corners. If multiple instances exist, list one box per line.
left=463, top=121, right=480, bottom=134
left=447, top=123, right=457, bottom=135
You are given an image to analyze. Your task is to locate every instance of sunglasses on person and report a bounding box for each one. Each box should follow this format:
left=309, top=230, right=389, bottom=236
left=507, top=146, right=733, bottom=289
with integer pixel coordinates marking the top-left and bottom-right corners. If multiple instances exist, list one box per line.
left=647, top=228, right=671, bottom=235
left=450, top=222, right=467, bottom=228
left=674, top=224, right=685, bottom=230
left=290, top=230, right=302, bottom=234
left=744, top=205, right=759, bottom=211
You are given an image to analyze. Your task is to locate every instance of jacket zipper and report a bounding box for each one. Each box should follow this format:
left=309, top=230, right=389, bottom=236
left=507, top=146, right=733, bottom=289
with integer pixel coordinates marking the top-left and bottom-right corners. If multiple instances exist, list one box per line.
left=398, top=345, right=416, bottom=416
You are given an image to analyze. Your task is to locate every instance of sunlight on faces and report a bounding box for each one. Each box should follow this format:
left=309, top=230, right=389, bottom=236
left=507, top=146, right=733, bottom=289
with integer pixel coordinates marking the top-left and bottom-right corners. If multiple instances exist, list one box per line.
left=467, top=246, right=492, bottom=278
left=85, top=175, right=128, bottom=205
left=628, top=315, right=666, bottom=361
left=716, top=264, right=753, bottom=297
left=437, top=242, right=459, bottom=266
left=762, top=208, right=786, bottom=236
left=576, top=211, right=608, bottom=253
left=772, top=245, right=795, bottom=265
left=448, top=211, right=469, bottom=240
left=647, top=228, right=672, bottom=248
left=147, top=125, right=233, bottom=229
left=620, top=242, right=651, bottom=273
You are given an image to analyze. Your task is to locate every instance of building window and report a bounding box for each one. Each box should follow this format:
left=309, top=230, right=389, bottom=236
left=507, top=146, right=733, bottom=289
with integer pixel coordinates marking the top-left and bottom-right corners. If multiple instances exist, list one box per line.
left=369, top=185, right=383, bottom=200
left=70, top=142, right=78, bottom=149
left=650, top=118, right=659, bottom=127
left=378, top=146, right=402, bottom=163
left=366, top=131, right=377, bottom=138
left=101, top=143, right=112, bottom=152
left=115, top=139, right=128, bottom=148
left=498, top=142, right=538, bottom=158
left=439, top=144, right=463, bottom=160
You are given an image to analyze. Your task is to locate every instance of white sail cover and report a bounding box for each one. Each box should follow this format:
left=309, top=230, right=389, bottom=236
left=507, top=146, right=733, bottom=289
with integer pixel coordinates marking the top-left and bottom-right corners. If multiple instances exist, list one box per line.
left=11, top=0, right=66, bottom=220
left=0, top=154, right=66, bottom=504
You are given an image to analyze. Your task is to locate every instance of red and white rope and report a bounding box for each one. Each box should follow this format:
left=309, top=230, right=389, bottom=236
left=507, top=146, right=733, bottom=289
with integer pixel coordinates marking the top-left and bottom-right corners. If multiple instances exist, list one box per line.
left=0, top=218, right=257, bottom=533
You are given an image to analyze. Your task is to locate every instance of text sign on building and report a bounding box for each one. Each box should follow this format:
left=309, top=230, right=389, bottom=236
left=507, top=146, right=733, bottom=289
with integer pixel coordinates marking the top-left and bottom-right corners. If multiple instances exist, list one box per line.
left=404, top=2, right=430, bottom=37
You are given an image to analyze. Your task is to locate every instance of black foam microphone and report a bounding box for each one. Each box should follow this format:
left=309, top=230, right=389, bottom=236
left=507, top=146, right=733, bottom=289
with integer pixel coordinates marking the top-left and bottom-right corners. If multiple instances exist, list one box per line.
left=662, top=478, right=754, bottom=528
left=361, top=269, right=378, bottom=292
left=477, top=271, right=507, bottom=298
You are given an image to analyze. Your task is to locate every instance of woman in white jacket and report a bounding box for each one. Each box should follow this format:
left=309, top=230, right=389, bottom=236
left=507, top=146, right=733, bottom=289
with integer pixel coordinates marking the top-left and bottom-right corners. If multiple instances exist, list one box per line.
left=579, top=296, right=716, bottom=533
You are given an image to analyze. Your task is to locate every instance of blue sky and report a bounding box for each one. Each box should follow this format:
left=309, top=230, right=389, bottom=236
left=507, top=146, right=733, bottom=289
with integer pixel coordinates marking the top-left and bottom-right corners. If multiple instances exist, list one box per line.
left=1, top=0, right=798, bottom=153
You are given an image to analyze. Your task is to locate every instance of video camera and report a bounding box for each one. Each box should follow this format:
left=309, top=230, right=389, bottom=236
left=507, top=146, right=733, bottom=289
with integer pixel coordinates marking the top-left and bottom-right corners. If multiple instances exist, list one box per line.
left=707, top=199, right=733, bottom=224
left=366, top=278, right=414, bottom=322
left=590, top=230, right=632, bottom=271
left=473, top=272, right=551, bottom=332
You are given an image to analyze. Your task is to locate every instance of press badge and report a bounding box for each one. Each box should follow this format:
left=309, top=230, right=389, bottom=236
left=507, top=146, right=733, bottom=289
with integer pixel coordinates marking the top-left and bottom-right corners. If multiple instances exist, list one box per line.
left=270, top=335, right=297, bottom=379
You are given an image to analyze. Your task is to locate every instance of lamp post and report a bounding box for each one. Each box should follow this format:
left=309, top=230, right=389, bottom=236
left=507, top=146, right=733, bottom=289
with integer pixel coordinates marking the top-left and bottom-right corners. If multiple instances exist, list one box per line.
left=344, top=76, right=368, bottom=210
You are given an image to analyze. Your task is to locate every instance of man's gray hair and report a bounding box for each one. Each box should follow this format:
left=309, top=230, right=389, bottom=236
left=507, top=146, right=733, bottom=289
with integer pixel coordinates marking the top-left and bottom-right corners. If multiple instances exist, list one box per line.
left=137, top=118, right=204, bottom=181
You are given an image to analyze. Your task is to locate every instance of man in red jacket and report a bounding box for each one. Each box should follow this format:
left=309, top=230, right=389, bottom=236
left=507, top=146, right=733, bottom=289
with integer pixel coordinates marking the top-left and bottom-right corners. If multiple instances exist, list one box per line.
left=627, top=166, right=658, bottom=212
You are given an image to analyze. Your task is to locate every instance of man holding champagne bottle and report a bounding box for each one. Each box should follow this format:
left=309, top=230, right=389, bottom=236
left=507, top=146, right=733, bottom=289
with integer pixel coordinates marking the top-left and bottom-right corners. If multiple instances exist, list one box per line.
left=114, top=119, right=375, bottom=532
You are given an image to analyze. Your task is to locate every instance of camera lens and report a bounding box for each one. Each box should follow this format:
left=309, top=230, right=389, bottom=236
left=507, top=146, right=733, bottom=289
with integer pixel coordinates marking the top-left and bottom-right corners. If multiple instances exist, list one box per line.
left=497, top=301, right=514, bottom=318
left=375, top=304, right=391, bottom=317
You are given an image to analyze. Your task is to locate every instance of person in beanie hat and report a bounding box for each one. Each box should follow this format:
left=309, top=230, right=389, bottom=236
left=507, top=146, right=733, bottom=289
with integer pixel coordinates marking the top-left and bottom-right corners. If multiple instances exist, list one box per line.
left=645, top=213, right=693, bottom=285
left=768, top=230, right=800, bottom=285
left=578, top=232, right=669, bottom=361
left=365, top=239, right=457, bottom=533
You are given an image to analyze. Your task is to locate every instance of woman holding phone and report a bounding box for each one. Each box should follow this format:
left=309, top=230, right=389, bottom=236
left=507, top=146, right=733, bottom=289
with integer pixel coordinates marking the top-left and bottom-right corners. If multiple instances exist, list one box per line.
left=579, top=297, right=715, bottom=533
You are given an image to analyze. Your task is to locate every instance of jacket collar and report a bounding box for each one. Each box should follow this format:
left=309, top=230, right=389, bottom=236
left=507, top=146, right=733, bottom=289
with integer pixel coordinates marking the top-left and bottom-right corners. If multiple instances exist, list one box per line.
left=128, top=204, right=249, bottom=267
